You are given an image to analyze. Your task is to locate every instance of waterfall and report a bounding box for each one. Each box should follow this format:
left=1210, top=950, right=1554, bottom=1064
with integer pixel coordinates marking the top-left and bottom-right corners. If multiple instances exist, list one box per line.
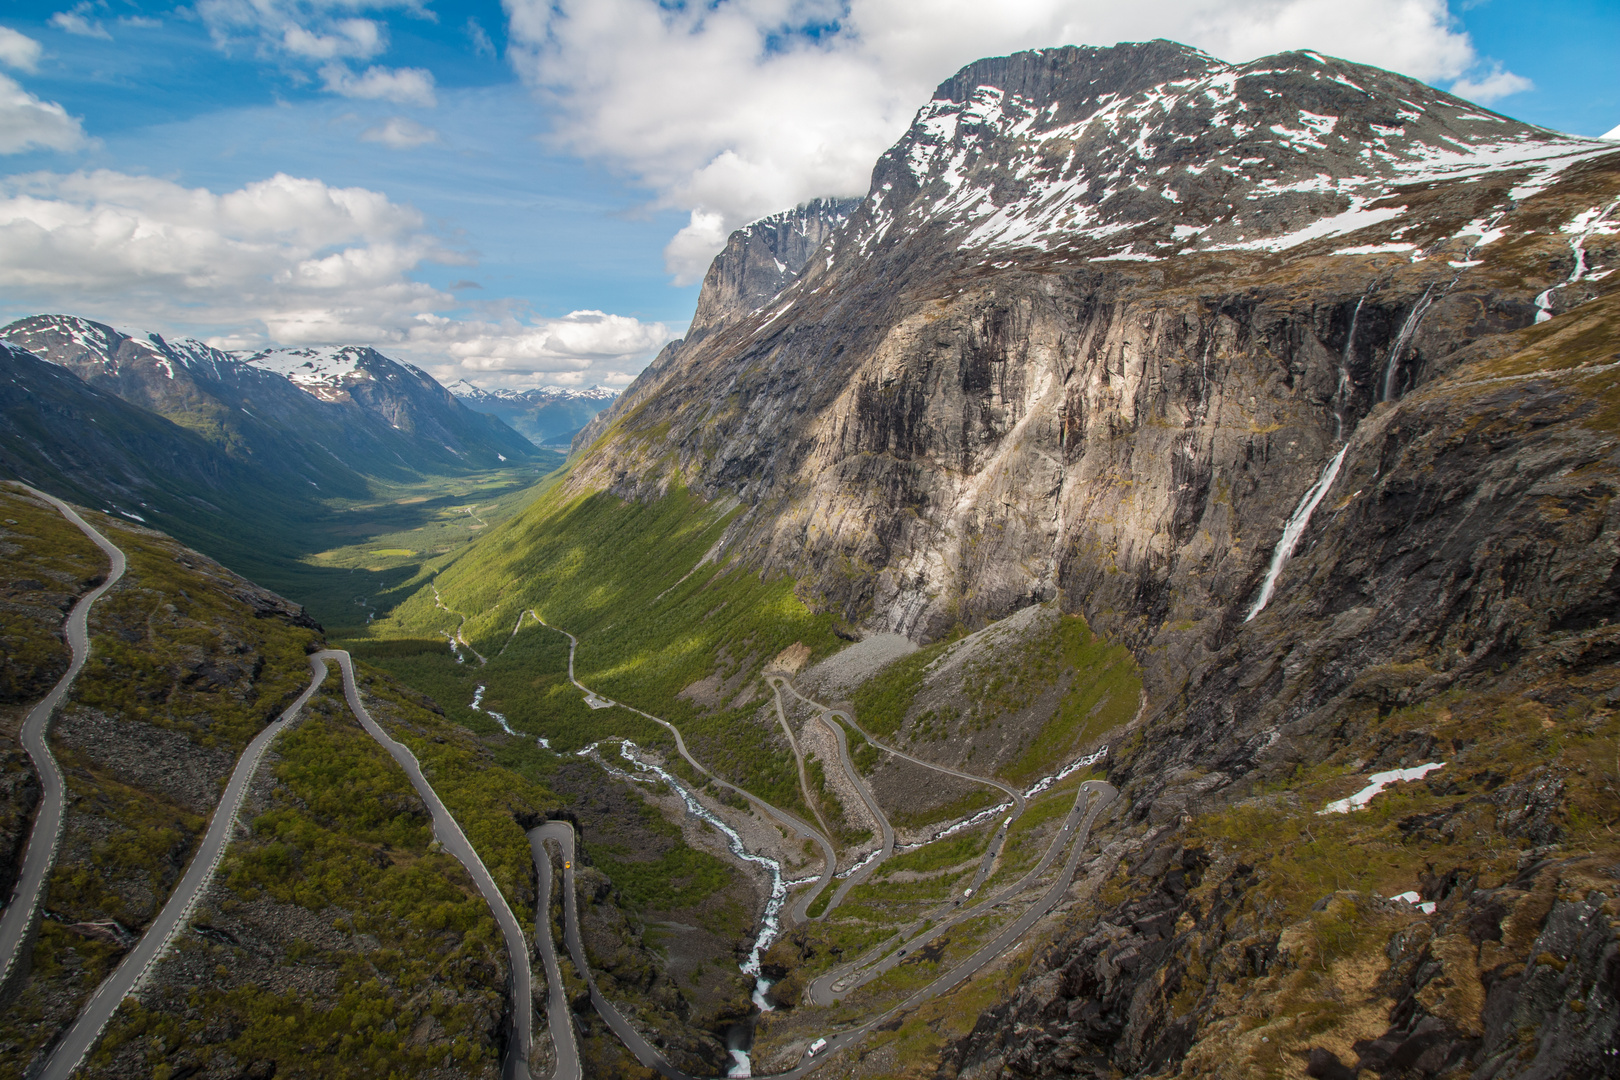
left=1244, top=445, right=1349, bottom=622
left=1332, top=294, right=1366, bottom=442
left=1379, top=286, right=1434, bottom=402
left=1535, top=197, right=1620, bottom=323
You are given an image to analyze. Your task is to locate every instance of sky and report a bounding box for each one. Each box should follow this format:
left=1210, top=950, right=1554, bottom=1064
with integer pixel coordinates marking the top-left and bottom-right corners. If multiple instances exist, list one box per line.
left=0, top=1, right=1616, bottom=390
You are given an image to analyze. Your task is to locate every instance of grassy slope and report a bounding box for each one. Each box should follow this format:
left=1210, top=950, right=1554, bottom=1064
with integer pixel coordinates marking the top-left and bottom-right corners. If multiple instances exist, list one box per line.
left=85, top=689, right=518, bottom=1080
left=0, top=512, right=322, bottom=1077
left=362, top=478, right=845, bottom=815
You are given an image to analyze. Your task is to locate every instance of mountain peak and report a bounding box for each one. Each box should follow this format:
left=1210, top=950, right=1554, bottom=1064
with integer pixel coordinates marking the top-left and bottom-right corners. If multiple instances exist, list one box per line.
left=817, top=41, right=1612, bottom=269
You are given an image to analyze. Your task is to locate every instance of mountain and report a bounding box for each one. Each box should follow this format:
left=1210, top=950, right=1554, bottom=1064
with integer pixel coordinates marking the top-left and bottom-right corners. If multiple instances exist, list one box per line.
left=0, top=318, right=557, bottom=629
left=688, top=197, right=864, bottom=337
left=574, top=39, right=1619, bottom=639
left=0, top=340, right=330, bottom=549
left=0, top=316, right=539, bottom=494
left=447, top=380, right=619, bottom=446
left=409, top=40, right=1620, bottom=1080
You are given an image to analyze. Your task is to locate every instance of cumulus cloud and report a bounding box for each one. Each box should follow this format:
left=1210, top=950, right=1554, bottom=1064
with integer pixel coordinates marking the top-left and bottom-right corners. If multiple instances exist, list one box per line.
left=408, top=309, right=672, bottom=381
left=504, top=0, right=1516, bottom=283
left=0, top=73, right=87, bottom=154
left=193, top=1, right=438, bottom=106
left=0, top=169, right=449, bottom=341
left=0, top=168, right=670, bottom=387
left=284, top=18, right=385, bottom=60
left=1449, top=63, right=1533, bottom=104
left=360, top=116, right=440, bottom=148
left=0, top=27, right=44, bottom=72
left=323, top=63, right=437, bottom=105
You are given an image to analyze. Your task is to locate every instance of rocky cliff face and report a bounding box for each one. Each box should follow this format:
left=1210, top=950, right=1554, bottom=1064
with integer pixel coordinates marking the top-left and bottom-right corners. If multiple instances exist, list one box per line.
left=569, top=40, right=1619, bottom=675
left=556, top=40, right=1620, bottom=1078
left=689, top=198, right=864, bottom=338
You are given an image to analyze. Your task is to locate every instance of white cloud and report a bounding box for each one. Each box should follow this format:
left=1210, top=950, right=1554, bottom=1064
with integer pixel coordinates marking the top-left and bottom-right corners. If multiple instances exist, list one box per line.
left=466, top=17, right=495, bottom=57
left=49, top=5, right=112, bottom=40
left=360, top=116, right=440, bottom=148
left=322, top=63, right=437, bottom=106
left=118, top=16, right=163, bottom=29
left=0, top=27, right=44, bottom=72
left=192, top=1, right=440, bottom=107
left=504, top=0, right=1514, bottom=283
left=0, top=169, right=449, bottom=341
left=409, top=309, right=672, bottom=376
left=0, top=73, right=86, bottom=154
left=284, top=18, right=385, bottom=60
left=1449, top=63, right=1533, bottom=104
left=0, top=168, right=669, bottom=388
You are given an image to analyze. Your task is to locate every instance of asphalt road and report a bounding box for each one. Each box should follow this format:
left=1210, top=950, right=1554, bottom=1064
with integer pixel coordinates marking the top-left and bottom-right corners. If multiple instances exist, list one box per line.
left=511, top=625, right=1121, bottom=1080
left=528, top=825, right=582, bottom=1080
left=807, top=779, right=1116, bottom=1006
left=532, top=820, right=693, bottom=1080
left=777, top=681, right=1026, bottom=816
left=767, top=678, right=837, bottom=858
left=316, top=650, right=532, bottom=1080
left=38, top=656, right=330, bottom=1080
left=772, top=680, right=895, bottom=920
left=532, top=615, right=837, bottom=924
left=0, top=486, right=127, bottom=999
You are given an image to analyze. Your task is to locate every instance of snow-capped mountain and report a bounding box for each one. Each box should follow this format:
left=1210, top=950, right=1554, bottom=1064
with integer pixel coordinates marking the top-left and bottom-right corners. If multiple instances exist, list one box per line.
left=445, top=380, right=619, bottom=445
left=812, top=41, right=1613, bottom=272
left=0, top=315, right=540, bottom=495
left=445, top=380, right=619, bottom=405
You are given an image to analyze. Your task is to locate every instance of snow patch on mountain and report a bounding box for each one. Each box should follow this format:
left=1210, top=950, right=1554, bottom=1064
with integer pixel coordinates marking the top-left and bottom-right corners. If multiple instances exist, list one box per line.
left=841, top=44, right=1618, bottom=267
left=446, top=379, right=618, bottom=404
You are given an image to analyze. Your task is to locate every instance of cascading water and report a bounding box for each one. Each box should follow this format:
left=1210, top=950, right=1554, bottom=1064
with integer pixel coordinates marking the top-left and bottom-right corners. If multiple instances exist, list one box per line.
left=1379, top=286, right=1434, bottom=402
left=467, top=683, right=519, bottom=736
left=1332, top=294, right=1366, bottom=442
left=1244, top=444, right=1350, bottom=622
left=1535, top=197, right=1620, bottom=323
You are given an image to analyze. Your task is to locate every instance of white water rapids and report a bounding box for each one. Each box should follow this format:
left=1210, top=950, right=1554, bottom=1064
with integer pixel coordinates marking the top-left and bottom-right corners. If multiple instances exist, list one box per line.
left=1244, top=445, right=1349, bottom=622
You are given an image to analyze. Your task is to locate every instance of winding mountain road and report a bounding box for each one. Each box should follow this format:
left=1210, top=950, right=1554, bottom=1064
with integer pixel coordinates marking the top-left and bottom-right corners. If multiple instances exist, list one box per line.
left=531, top=615, right=837, bottom=922
left=316, top=650, right=532, bottom=1080
left=807, top=778, right=1116, bottom=1006
left=531, top=821, right=692, bottom=1080
left=0, top=486, right=127, bottom=999
left=764, top=677, right=895, bottom=920
left=39, top=649, right=538, bottom=1079
left=502, top=612, right=1122, bottom=1077
left=38, top=656, right=329, bottom=1080
left=527, top=825, right=581, bottom=1080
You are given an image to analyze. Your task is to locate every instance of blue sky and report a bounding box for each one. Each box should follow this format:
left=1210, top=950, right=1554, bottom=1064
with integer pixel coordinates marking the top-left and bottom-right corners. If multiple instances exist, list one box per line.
left=0, top=0, right=1615, bottom=388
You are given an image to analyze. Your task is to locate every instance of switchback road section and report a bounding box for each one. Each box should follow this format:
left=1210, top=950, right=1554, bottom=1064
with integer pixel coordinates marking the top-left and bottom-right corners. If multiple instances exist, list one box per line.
left=0, top=486, right=127, bottom=999
left=38, top=657, right=329, bottom=1080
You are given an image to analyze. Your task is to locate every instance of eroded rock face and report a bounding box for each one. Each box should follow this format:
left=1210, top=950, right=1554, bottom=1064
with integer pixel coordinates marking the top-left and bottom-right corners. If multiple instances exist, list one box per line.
left=567, top=42, right=1620, bottom=671
left=559, top=39, right=1620, bottom=1080
left=690, top=198, right=864, bottom=338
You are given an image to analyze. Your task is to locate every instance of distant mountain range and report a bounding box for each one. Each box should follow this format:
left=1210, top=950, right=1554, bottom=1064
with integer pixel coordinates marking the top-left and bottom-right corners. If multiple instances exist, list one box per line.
left=0, top=314, right=545, bottom=609
left=444, top=379, right=618, bottom=446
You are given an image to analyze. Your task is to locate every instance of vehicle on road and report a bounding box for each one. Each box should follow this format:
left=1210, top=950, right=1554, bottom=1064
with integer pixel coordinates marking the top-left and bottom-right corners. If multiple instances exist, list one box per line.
left=808, top=1038, right=828, bottom=1057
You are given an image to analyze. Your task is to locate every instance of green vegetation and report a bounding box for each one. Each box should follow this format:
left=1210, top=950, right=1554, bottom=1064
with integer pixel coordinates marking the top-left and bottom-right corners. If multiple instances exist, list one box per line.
left=365, top=479, right=844, bottom=817
left=356, top=665, right=557, bottom=909
left=877, top=829, right=989, bottom=879
left=851, top=642, right=950, bottom=738
left=86, top=692, right=514, bottom=1079
left=0, top=485, right=104, bottom=702
left=1004, top=616, right=1139, bottom=783
left=0, top=509, right=323, bottom=1077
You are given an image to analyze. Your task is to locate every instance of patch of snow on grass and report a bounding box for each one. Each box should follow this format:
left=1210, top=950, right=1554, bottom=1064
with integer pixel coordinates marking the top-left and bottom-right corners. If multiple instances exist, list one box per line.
left=1319, top=763, right=1445, bottom=814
